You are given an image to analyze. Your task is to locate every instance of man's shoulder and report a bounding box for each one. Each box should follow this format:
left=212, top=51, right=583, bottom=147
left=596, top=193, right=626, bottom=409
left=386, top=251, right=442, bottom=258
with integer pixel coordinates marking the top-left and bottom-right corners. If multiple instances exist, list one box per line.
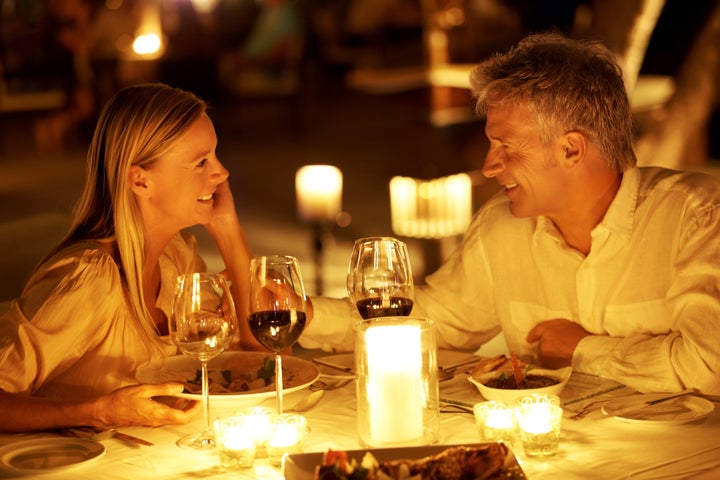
left=638, top=166, right=720, bottom=204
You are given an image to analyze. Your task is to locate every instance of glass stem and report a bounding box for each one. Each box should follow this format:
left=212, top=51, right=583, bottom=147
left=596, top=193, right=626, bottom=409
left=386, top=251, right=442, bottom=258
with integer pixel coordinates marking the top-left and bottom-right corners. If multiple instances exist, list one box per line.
left=275, top=353, right=283, bottom=414
left=201, top=359, right=211, bottom=435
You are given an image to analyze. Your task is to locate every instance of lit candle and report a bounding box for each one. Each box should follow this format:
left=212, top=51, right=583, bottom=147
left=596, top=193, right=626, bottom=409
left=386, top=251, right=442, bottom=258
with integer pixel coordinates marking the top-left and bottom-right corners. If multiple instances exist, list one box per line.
left=365, top=324, right=423, bottom=443
left=266, top=414, right=307, bottom=466
left=295, top=165, right=343, bottom=223
left=473, top=401, right=516, bottom=444
left=516, top=394, right=562, bottom=457
left=213, top=416, right=257, bottom=469
left=241, top=406, right=276, bottom=452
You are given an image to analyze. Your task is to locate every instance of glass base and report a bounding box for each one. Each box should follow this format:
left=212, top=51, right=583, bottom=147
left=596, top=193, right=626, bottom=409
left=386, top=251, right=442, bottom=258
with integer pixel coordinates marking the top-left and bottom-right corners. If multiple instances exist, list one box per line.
left=176, top=431, right=215, bottom=449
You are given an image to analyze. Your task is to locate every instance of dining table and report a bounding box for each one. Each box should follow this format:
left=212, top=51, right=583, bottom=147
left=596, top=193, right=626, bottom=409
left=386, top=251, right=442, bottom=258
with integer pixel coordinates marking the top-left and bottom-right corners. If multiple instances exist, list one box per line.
left=0, top=348, right=718, bottom=480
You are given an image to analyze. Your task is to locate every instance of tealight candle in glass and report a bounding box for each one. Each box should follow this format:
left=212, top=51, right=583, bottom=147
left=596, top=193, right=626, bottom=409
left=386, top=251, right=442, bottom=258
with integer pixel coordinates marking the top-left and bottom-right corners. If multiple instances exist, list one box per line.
left=516, top=394, right=563, bottom=457
left=213, top=415, right=256, bottom=469
left=240, top=406, right=277, bottom=457
left=473, top=400, right=516, bottom=445
left=266, top=414, right=308, bottom=466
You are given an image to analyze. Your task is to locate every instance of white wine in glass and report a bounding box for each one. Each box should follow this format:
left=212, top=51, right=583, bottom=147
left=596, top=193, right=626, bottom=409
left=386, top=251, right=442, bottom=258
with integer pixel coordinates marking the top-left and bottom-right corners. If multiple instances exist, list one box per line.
left=248, top=255, right=307, bottom=414
left=347, top=237, right=414, bottom=319
left=170, top=272, right=236, bottom=449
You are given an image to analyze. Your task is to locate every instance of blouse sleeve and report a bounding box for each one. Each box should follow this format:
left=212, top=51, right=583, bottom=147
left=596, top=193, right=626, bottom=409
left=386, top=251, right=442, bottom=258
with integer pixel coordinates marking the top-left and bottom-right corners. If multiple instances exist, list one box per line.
left=0, top=244, right=126, bottom=394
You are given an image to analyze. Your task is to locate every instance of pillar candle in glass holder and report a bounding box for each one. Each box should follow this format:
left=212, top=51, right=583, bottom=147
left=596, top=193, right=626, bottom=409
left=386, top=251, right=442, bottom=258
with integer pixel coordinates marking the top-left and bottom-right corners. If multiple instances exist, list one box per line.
left=516, top=394, right=562, bottom=457
left=355, top=317, right=440, bottom=448
left=295, top=165, right=343, bottom=223
left=473, top=401, right=516, bottom=444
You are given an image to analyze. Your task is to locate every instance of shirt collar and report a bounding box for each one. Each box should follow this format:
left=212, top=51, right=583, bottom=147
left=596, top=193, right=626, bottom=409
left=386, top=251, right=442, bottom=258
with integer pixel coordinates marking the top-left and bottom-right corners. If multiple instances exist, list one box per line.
left=533, top=166, right=639, bottom=245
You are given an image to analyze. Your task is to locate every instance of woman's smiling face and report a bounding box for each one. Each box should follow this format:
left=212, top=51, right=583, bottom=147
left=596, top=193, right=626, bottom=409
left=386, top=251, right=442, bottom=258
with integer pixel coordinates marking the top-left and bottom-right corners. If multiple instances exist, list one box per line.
left=142, top=112, right=229, bottom=231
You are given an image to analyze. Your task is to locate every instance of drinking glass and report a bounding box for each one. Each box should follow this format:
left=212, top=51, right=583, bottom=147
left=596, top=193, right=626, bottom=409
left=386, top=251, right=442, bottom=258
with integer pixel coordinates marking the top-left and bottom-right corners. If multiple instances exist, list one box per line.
left=248, top=255, right=308, bottom=414
left=347, top=237, right=414, bottom=319
left=170, top=272, right=237, bottom=449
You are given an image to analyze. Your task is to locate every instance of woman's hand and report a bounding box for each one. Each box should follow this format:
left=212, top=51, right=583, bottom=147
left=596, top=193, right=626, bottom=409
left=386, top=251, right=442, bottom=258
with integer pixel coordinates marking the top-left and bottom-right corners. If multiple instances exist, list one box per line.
left=206, top=180, right=238, bottom=231
left=93, top=383, right=201, bottom=428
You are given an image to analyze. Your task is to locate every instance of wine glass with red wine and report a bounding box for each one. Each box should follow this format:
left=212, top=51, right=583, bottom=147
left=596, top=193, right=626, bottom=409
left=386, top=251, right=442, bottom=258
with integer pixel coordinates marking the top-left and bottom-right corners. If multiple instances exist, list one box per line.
left=248, top=255, right=307, bottom=414
left=347, top=237, right=414, bottom=319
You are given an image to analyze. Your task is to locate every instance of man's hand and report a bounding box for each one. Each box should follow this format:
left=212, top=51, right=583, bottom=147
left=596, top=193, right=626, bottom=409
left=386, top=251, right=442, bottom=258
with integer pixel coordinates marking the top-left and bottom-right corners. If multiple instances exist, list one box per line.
left=526, top=319, right=590, bottom=369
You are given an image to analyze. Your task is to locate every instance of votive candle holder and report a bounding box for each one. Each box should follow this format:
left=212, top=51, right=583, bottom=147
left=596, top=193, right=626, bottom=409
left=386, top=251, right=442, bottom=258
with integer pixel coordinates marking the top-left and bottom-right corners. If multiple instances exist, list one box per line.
left=473, top=400, right=516, bottom=445
left=213, top=415, right=257, bottom=469
left=266, top=413, right=308, bottom=466
left=515, top=394, right=563, bottom=457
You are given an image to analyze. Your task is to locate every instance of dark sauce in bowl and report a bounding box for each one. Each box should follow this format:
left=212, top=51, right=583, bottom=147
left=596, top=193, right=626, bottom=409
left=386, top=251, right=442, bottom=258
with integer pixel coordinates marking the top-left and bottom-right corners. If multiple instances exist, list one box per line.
left=484, top=374, right=560, bottom=390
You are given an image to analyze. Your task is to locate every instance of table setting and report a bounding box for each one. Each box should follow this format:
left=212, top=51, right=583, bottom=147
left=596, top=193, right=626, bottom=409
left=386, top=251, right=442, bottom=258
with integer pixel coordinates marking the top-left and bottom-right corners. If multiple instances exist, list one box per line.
left=1, top=242, right=719, bottom=479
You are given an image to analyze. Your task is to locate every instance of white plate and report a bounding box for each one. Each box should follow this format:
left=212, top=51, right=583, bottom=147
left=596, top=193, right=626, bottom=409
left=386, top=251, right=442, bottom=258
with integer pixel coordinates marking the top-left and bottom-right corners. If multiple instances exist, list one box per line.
left=602, top=394, right=715, bottom=424
left=284, top=443, right=526, bottom=480
left=136, top=351, right=320, bottom=409
left=0, top=438, right=105, bottom=475
left=312, top=353, right=355, bottom=379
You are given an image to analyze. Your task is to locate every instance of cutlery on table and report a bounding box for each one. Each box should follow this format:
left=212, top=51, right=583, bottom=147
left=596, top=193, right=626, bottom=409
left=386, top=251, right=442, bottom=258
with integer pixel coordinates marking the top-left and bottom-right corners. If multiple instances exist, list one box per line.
left=312, top=358, right=353, bottom=374
left=61, top=427, right=154, bottom=446
left=603, top=388, right=696, bottom=417
left=286, top=389, right=325, bottom=413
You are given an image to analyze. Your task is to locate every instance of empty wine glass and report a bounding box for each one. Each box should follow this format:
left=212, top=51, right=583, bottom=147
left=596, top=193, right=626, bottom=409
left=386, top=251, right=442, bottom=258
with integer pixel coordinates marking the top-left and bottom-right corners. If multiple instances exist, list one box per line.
left=347, top=236, right=414, bottom=319
left=248, top=255, right=307, bottom=414
left=170, top=272, right=237, bottom=449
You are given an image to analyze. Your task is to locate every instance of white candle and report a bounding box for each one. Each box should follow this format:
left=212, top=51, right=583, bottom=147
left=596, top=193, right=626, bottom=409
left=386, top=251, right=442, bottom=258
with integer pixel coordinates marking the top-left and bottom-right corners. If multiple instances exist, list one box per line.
left=365, top=324, right=423, bottom=443
left=295, top=165, right=343, bottom=223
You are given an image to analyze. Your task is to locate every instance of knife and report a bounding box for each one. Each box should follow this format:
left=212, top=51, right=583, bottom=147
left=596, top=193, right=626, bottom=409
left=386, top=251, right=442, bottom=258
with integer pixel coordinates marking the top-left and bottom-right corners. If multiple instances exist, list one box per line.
left=604, top=388, right=696, bottom=417
left=312, top=357, right=354, bottom=374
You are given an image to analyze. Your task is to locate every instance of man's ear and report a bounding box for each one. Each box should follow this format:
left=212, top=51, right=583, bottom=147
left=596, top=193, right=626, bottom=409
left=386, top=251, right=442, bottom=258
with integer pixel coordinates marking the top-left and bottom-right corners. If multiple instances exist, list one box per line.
left=128, top=165, right=151, bottom=197
left=560, top=131, right=586, bottom=167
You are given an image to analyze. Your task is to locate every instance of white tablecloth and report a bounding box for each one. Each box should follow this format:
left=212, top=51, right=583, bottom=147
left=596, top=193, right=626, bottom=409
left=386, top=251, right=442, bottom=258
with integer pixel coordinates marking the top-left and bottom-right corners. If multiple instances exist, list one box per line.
left=1, top=356, right=719, bottom=479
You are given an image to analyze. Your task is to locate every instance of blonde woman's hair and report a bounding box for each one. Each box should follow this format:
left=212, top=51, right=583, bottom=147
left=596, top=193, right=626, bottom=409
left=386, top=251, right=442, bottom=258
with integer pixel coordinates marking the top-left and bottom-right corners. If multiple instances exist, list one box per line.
left=48, top=83, right=207, bottom=342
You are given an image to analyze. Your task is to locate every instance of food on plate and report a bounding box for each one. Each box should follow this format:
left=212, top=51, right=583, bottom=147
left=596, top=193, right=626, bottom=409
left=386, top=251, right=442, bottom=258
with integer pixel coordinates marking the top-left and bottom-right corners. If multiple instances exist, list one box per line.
left=482, top=373, right=560, bottom=390
left=184, top=355, right=276, bottom=394
left=469, top=352, right=559, bottom=390
left=314, top=443, right=509, bottom=480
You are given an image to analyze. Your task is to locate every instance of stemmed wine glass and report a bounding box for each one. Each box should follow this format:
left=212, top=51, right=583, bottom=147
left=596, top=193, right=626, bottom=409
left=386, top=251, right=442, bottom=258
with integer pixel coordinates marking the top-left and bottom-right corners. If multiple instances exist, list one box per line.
left=169, top=272, right=237, bottom=449
left=347, top=236, right=414, bottom=319
left=248, top=255, right=308, bottom=414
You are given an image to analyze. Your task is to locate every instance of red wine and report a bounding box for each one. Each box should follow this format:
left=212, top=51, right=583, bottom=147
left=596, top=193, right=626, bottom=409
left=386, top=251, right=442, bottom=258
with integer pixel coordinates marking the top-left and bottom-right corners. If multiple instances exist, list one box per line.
left=248, top=310, right=306, bottom=352
left=355, top=297, right=413, bottom=319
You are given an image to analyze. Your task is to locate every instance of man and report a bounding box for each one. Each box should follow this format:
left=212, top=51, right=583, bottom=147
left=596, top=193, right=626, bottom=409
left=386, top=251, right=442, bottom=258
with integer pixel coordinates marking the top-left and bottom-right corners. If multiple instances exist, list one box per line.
left=300, top=32, right=720, bottom=395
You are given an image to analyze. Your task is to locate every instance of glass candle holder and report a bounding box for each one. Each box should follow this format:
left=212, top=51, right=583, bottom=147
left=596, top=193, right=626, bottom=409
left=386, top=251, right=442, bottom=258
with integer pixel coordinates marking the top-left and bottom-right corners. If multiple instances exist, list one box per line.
left=239, top=406, right=277, bottom=457
left=516, top=394, right=563, bottom=457
left=266, top=414, right=308, bottom=466
left=473, top=400, right=516, bottom=445
left=354, top=317, right=440, bottom=448
left=213, top=415, right=257, bottom=469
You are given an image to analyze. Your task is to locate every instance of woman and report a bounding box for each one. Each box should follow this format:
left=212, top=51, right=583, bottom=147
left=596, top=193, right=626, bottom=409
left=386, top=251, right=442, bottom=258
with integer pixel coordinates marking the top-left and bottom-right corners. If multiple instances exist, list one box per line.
left=0, top=83, right=261, bottom=432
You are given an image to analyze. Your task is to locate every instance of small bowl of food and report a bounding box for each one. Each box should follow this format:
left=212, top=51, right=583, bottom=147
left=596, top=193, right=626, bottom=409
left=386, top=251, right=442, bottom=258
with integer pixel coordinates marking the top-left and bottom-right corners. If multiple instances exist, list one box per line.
left=467, top=366, right=572, bottom=404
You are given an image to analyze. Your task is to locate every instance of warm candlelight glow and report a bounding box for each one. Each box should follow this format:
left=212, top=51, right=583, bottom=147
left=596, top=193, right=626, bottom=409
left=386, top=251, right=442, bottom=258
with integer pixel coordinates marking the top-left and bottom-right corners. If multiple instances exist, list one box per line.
left=213, top=416, right=257, bottom=469
left=266, top=414, right=308, bottom=466
left=365, top=323, right=424, bottom=443
left=295, top=165, right=343, bottom=223
left=389, top=173, right=472, bottom=238
left=516, top=394, right=563, bottom=457
left=474, top=400, right=516, bottom=444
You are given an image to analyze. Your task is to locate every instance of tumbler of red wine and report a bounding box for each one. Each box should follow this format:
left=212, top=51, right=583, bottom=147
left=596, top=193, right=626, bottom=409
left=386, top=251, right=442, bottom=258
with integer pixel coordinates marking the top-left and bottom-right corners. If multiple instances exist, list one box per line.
left=347, top=237, right=414, bottom=319
left=248, top=255, right=308, bottom=414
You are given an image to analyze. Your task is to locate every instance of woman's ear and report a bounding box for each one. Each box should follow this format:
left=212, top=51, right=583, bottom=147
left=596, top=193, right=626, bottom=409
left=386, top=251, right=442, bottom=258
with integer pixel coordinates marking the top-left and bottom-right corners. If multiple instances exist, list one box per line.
left=128, top=165, right=151, bottom=197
